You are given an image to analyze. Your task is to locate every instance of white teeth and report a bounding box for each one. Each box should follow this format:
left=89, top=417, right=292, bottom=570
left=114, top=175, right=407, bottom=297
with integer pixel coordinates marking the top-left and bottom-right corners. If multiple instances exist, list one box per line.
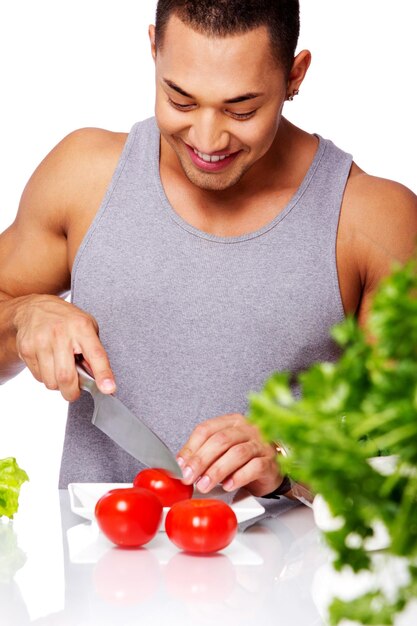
left=193, top=148, right=229, bottom=163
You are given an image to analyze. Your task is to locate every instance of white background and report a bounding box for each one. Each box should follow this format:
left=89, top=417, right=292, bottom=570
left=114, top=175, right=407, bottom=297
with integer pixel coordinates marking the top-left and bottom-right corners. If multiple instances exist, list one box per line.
left=1, top=0, right=416, bottom=489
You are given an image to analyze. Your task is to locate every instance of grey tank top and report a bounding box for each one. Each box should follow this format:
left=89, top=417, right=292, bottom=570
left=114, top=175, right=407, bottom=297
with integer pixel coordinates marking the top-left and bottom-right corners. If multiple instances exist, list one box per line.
left=59, top=116, right=352, bottom=487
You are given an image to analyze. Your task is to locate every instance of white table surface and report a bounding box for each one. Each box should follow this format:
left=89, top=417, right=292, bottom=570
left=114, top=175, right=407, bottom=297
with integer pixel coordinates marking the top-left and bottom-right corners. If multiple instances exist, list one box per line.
left=2, top=485, right=417, bottom=626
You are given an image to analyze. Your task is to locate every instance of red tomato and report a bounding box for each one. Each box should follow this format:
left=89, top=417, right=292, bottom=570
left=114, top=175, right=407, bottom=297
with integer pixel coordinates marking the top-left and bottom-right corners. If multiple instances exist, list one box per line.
left=133, top=468, right=193, bottom=507
left=95, top=487, right=162, bottom=547
left=165, top=499, right=238, bottom=554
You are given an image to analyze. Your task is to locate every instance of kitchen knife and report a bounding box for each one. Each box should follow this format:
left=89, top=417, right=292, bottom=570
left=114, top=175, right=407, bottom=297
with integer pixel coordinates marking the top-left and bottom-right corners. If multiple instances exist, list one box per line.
left=76, top=362, right=183, bottom=478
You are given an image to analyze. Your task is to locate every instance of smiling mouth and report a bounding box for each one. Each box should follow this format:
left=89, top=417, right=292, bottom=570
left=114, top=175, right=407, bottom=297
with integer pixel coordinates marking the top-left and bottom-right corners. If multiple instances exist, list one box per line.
left=191, top=147, right=231, bottom=163
left=183, top=141, right=241, bottom=171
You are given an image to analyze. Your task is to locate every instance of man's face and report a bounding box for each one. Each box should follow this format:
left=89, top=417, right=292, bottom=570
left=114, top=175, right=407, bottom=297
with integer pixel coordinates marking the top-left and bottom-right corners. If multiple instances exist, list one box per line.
left=151, top=16, right=288, bottom=192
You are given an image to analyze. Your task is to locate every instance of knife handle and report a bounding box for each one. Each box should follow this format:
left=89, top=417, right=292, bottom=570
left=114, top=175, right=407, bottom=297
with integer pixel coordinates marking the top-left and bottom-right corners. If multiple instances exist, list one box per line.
left=75, top=356, right=98, bottom=396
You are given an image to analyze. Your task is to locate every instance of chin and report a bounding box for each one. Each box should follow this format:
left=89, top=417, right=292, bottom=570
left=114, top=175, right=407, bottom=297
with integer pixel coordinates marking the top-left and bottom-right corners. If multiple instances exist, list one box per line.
left=184, top=170, right=244, bottom=192
left=179, top=154, right=250, bottom=192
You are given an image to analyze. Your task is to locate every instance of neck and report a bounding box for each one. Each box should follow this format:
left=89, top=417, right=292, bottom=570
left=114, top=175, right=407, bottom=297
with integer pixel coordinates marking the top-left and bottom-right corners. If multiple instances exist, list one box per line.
left=158, top=118, right=318, bottom=237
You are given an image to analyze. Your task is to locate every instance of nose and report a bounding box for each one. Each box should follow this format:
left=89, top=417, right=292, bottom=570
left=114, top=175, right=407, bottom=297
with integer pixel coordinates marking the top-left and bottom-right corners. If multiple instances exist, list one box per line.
left=187, top=109, right=230, bottom=155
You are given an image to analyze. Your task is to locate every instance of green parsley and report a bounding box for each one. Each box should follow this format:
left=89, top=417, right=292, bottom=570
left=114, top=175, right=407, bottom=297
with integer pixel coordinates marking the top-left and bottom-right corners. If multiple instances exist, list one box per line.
left=248, top=260, right=417, bottom=625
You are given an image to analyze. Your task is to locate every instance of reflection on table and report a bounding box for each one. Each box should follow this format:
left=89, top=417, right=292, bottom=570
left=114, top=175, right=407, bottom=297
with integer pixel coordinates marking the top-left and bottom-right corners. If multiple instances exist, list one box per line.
left=4, top=486, right=326, bottom=626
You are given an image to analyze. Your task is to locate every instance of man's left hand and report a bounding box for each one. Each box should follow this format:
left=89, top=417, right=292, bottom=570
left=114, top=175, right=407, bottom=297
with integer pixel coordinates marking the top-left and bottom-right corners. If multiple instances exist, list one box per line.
left=177, top=413, right=283, bottom=497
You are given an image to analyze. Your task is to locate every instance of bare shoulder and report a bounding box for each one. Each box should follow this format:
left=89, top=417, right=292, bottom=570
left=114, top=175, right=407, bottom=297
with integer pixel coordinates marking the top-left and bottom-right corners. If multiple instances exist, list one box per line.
left=347, top=163, right=417, bottom=225
left=58, top=127, right=128, bottom=166
left=338, top=162, right=417, bottom=321
left=0, top=128, right=128, bottom=297
left=55, top=126, right=128, bottom=157
left=342, top=164, right=417, bottom=262
left=20, top=127, right=128, bottom=226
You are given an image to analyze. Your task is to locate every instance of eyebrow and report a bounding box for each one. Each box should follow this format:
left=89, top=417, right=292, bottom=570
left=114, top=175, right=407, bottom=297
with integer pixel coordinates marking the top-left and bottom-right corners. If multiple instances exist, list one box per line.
left=162, top=79, right=264, bottom=103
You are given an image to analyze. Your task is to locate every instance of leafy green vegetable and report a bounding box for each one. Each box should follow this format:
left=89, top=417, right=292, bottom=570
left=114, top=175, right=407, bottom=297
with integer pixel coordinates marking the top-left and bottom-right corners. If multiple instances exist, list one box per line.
left=248, top=260, right=417, bottom=625
left=0, top=457, right=29, bottom=519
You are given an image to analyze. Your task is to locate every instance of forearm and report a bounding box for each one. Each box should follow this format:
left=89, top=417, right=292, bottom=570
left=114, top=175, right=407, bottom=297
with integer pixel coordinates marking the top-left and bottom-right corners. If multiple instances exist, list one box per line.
left=0, top=291, right=27, bottom=383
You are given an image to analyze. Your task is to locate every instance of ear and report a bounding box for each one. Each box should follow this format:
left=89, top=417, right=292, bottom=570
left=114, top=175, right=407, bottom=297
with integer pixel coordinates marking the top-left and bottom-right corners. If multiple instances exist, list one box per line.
left=286, top=49, right=312, bottom=97
left=149, top=24, right=157, bottom=62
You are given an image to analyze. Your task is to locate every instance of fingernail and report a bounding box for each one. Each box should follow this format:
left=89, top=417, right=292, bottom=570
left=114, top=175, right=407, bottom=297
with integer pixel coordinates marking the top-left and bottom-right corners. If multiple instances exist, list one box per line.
left=177, top=456, right=185, bottom=468
left=182, top=466, right=193, bottom=482
left=196, top=475, right=211, bottom=492
left=223, top=479, right=234, bottom=491
left=101, top=379, right=116, bottom=392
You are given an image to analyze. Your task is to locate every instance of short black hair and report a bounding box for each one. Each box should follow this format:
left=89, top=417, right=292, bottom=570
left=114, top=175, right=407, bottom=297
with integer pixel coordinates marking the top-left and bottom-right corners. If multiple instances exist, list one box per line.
left=155, top=0, right=300, bottom=76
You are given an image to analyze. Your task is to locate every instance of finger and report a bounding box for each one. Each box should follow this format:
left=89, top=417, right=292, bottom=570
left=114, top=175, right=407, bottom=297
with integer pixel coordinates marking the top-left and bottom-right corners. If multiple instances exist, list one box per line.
left=36, top=348, right=59, bottom=391
left=224, top=456, right=283, bottom=497
left=23, top=354, right=43, bottom=383
left=179, top=423, right=250, bottom=485
left=17, top=337, right=42, bottom=382
left=53, top=339, right=81, bottom=402
left=194, top=439, right=263, bottom=493
left=78, top=335, right=116, bottom=394
left=178, top=414, right=244, bottom=466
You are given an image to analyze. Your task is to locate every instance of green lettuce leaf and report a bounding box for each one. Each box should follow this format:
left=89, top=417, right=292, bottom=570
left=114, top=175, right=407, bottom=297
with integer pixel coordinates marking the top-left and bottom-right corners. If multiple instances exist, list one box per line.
left=0, top=457, right=29, bottom=519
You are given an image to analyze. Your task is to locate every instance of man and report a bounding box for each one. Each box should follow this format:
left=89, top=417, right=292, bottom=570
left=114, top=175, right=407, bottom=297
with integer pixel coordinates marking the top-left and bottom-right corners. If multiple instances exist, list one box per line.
left=0, top=0, right=416, bottom=495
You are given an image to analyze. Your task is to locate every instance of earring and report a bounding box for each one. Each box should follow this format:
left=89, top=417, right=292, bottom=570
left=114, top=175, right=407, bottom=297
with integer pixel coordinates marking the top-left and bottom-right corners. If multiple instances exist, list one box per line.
left=288, top=89, right=299, bottom=101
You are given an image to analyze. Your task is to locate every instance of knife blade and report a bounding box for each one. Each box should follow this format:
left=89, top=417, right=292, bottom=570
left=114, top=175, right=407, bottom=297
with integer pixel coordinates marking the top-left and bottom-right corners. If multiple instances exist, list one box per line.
left=76, top=362, right=183, bottom=478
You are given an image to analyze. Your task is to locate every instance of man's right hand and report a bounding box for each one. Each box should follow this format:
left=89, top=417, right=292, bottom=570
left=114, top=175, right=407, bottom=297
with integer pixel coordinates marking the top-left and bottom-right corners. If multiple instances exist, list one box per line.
left=13, top=294, right=115, bottom=401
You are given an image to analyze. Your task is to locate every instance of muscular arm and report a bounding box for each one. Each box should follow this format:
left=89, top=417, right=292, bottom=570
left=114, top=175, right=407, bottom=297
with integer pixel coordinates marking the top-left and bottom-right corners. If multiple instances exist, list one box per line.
left=337, top=168, right=417, bottom=324
left=357, top=180, right=417, bottom=324
left=0, top=128, right=125, bottom=396
left=0, top=139, right=72, bottom=381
